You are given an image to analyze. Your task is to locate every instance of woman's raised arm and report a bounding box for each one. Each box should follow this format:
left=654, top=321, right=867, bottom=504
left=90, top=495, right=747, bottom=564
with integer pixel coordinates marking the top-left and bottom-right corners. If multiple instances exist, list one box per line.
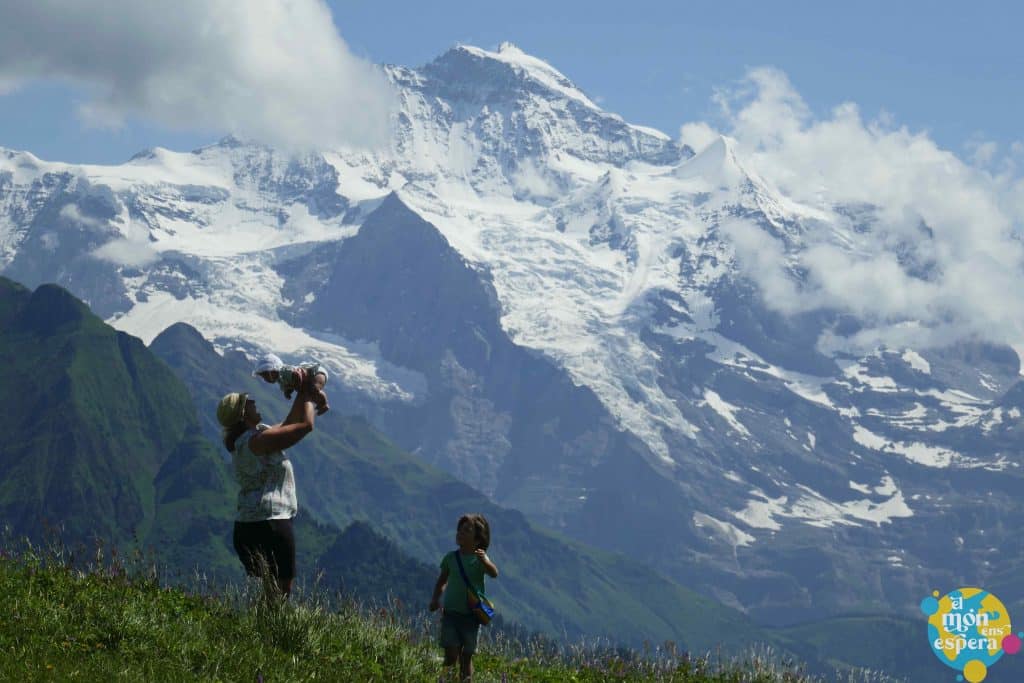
left=249, top=393, right=316, bottom=456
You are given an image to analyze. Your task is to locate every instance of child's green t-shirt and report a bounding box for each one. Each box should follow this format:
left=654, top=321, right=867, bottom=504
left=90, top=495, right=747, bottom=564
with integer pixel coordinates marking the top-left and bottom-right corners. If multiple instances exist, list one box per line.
left=441, top=551, right=486, bottom=614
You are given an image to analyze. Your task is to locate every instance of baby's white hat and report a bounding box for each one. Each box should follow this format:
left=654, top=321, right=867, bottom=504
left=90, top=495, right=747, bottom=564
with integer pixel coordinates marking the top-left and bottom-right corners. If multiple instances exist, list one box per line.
left=252, top=352, right=284, bottom=375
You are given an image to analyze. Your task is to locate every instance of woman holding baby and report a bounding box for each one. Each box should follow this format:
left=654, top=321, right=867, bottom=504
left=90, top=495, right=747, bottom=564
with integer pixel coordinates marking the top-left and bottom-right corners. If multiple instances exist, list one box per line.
left=215, top=383, right=318, bottom=597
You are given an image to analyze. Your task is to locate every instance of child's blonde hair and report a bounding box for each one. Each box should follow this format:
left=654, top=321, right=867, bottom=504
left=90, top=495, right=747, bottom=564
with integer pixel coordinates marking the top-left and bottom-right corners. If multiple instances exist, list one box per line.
left=458, top=513, right=490, bottom=551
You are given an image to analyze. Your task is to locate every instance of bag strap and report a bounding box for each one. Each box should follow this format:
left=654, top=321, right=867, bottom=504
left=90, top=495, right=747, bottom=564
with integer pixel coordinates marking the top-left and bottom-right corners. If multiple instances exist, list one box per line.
left=453, top=551, right=483, bottom=596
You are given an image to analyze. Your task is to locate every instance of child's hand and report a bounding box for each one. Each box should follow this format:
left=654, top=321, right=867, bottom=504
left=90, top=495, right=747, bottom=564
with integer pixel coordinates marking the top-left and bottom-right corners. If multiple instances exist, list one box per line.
left=315, top=390, right=330, bottom=415
left=476, top=548, right=498, bottom=578
left=429, top=598, right=440, bottom=612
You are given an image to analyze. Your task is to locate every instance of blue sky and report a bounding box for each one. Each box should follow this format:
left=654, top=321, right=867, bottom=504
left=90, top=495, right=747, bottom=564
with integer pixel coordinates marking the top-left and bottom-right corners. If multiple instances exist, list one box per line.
left=0, top=1, right=1020, bottom=166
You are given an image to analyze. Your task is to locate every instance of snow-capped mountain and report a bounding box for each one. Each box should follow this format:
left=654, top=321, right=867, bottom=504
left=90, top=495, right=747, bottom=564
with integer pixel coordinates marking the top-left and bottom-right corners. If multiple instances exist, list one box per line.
left=2, top=42, right=1021, bottom=622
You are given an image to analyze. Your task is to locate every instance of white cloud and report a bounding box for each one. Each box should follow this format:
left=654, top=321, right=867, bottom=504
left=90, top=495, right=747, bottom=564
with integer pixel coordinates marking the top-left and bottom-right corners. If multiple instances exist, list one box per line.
left=92, top=238, right=160, bottom=268
left=0, top=1, right=396, bottom=151
left=58, top=202, right=160, bottom=266
left=966, top=137, right=999, bottom=168
left=718, top=217, right=801, bottom=308
left=59, top=204, right=106, bottom=230
left=686, top=67, right=1024, bottom=352
left=678, top=121, right=719, bottom=154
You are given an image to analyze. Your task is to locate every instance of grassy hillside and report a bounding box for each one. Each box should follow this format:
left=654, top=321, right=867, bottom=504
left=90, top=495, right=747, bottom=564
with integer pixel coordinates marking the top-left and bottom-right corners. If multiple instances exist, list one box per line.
left=0, top=548, right=859, bottom=683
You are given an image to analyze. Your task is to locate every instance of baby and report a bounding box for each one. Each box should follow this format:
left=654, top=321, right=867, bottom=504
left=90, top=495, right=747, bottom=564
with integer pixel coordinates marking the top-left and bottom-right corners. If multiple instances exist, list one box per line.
left=252, top=353, right=330, bottom=415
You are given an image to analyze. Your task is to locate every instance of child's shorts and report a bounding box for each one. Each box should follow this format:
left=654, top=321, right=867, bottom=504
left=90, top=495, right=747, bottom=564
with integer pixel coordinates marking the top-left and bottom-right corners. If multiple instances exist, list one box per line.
left=439, top=609, right=480, bottom=653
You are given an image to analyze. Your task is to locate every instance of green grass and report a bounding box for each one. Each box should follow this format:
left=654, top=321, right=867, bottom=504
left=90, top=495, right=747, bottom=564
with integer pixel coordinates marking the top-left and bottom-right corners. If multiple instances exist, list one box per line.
left=0, top=542, right=898, bottom=683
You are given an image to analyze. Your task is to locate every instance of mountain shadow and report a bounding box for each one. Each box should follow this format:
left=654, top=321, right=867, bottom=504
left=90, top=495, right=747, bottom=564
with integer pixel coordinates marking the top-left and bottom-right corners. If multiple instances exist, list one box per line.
left=275, top=192, right=706, bottom=564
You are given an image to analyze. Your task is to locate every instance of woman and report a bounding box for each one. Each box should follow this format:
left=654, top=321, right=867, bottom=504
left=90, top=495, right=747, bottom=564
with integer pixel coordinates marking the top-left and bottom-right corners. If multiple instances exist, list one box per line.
left=216, top=388, right=316, bottom=596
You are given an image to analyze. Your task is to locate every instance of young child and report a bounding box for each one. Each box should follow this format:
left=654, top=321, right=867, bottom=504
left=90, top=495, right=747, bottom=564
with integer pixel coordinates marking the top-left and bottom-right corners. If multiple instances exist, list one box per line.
left=429, top=514, right=498, bottom=683
left=252, top=352, right=330, bottom=415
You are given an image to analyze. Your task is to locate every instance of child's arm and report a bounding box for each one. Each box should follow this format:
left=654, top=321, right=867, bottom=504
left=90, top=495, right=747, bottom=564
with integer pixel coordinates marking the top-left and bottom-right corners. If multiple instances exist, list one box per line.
left=429, top=566, right=449, bottom=611
left=475, top=549, right=498, bottom=578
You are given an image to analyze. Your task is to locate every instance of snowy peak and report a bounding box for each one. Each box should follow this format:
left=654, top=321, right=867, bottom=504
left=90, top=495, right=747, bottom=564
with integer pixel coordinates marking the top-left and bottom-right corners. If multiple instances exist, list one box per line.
left=1, top=147, right=42, bottom=168
left=671, top=134, right=781, bottom=203
left=674, top=135, right=747, bottom=188
left=0, top=147, right=61, bottom=186
left=446, top=42, right=601, bottom=111
left=388, top=44, right=684, bottom=170
left=669, top=135, right=824, bottom=248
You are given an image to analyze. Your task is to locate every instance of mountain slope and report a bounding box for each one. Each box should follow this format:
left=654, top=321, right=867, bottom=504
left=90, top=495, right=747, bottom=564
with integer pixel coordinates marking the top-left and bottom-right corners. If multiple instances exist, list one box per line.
left=0, top=276, right=235, bottom=574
